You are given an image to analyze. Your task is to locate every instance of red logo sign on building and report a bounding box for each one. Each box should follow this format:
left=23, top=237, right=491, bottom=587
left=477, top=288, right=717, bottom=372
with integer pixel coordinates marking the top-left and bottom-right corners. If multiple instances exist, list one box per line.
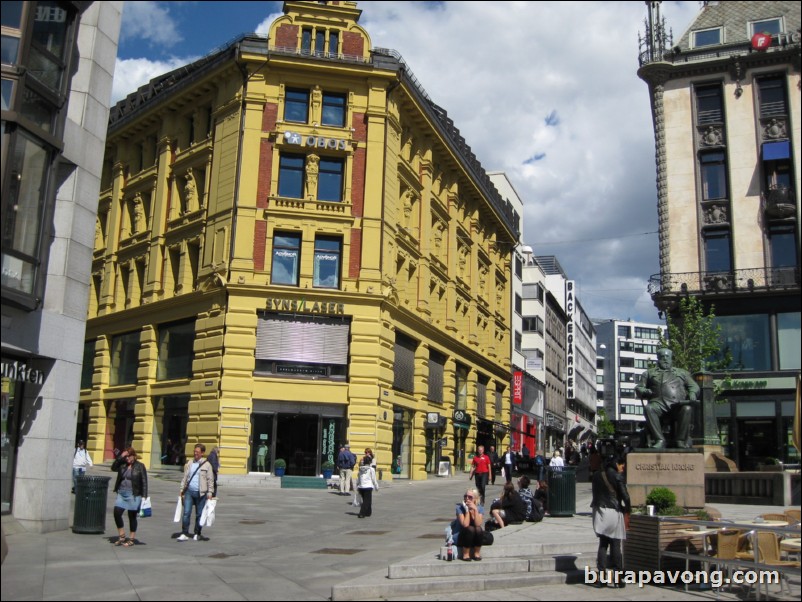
left=751, top=33, right=772, bottom=51
left=513, top=371, right=523, bottom=405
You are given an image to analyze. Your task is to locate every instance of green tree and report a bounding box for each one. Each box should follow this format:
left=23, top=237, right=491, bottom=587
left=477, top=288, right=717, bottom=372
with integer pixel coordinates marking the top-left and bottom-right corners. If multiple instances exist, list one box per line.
left=659, top=296, right=730, bottom=373
left=658, top=296, right=732, bottom=400
left=596, top=408, right=615, bottom=437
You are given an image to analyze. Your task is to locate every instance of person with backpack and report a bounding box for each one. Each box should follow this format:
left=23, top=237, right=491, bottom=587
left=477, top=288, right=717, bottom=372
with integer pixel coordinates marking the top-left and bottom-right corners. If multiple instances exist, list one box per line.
left=517, top=475, right=545, bottom=522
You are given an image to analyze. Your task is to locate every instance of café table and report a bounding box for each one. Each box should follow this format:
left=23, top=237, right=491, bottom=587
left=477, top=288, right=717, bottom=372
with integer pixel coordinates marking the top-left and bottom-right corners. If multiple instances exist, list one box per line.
left=780, top=537, right=801, bottom=560
left=734, top=520, right=788, bottom=528
left=676, top=527, right=719, bottom=589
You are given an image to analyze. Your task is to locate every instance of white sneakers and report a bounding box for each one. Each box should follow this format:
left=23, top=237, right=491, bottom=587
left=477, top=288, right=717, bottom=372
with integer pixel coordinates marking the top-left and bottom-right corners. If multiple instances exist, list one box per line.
left=193, top=534, right=199, bottom=541
left=177, top=534, right=189, bottom=542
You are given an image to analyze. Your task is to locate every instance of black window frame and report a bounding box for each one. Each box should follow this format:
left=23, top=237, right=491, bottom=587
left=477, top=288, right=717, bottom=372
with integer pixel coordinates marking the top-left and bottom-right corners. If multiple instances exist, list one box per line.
left=321, top=92, right=346, bottom=127
left=695, top=84, right=723, bottom=125
left=110, top=330, right=141, bottom=386
left=284, top=88, right=309, bottom=123
left=317, top=156, right=344, bottom=202
left=703, top=228, right=732, bottom=273
left=271, top=231, right=302, bottom=286
left=313, top=234, right=342, bottom=289
left=157, top=318, right=196, bottom=381
left=278, top=153, right=305, bottom=199
left=700, top=151, right=728, bottom=201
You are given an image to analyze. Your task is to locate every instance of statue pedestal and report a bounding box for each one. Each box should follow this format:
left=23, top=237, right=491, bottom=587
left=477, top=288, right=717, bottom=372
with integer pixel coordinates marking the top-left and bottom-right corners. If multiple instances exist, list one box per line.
left=627, top=450, right=705, bottom=509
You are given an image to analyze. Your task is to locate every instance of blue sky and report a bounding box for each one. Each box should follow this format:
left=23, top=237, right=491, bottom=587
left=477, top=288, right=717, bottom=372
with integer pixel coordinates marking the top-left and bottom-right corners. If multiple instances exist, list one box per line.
left=113, top=1, right=700, bottom=324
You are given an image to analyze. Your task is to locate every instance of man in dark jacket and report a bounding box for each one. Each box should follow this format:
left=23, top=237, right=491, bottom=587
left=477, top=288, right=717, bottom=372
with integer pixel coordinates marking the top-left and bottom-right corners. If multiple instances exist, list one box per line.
left=337, top=444, right=357, bottom=496
left=502, top=446, right=516, bottom=484
left=488, top=445, right=500, bottom=485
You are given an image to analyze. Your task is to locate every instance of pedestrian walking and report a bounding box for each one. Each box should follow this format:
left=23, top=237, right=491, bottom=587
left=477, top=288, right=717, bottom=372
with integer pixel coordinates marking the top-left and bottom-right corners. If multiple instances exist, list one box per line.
left=488, top=445, right=500, bottom=485
left=207, top=446, right=220, bottom=497
left=337, top=444, right=357, bottom=495
left=468, top=445, right=491, bottom=505
left=110, top=447, right=147, bottom=547
left=502, top=446, right=516, bottom=484
left=356, top=455, right=379, bottom=518
left=72, top=440, right=93, bottom=493
left=590, top=454, right=630, bottom=588
left=178, top=443, right=215, bottom=542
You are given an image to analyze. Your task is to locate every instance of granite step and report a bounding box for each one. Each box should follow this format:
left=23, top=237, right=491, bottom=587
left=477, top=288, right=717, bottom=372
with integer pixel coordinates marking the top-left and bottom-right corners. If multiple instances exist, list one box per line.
left=331, top=537, right=598, bottom=601
left=217, top=474, right=282, bottom=488
left=331, top=566, right=587, bottom=601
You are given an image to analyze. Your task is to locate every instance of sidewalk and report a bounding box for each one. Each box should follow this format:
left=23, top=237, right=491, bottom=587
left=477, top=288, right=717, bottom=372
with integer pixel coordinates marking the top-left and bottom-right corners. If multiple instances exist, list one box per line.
left=0, top=466, right=797, bottom=601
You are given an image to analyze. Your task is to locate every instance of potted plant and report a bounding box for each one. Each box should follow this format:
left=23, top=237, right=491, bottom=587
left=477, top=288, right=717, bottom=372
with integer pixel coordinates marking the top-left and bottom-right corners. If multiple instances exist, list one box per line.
left=274, top=458, right=286, bottom=477
left=321, top=461, right=335, bottom=479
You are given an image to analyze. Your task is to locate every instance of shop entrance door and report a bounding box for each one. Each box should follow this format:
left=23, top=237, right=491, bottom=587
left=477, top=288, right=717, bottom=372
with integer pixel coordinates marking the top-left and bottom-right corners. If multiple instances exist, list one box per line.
left=250, top=413, right=274, bottom=473
left=737, top=418, right=777, bottom=470
left=276, top=414, right=318, bottom=476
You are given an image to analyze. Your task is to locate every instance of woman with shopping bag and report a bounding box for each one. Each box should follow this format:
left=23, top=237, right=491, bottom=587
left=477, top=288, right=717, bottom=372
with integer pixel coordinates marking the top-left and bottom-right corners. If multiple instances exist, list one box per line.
left=111, top=447, right=148, bottom=547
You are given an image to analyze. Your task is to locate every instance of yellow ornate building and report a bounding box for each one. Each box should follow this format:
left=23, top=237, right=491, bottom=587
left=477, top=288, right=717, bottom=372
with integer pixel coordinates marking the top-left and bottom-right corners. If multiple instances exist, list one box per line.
left=81, top=1, right=518, bottom=479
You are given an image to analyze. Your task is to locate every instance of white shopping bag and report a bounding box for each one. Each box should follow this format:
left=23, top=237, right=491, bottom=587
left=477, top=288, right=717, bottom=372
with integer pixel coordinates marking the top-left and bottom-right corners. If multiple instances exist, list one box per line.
left=173, top=496, right=182, bottom=523
left=200, top=498, right=217, bottom=527
left=139, top=497, right=152, bottom=518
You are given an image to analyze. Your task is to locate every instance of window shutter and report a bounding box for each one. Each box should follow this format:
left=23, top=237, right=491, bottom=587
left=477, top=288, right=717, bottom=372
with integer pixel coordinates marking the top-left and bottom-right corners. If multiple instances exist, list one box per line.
left=428, top=350, right=445, bottom=403
left=256, top=314, right=349, bottom=365
left=393, top=332, right=417, bottom=393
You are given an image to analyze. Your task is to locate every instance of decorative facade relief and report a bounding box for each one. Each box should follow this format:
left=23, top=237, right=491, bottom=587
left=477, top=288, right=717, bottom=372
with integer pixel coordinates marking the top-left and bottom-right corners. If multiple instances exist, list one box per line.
left=762, top=118, right=787, bottom=141
left=699, top=125, right=724, bottom=147
left=130, top=194, right=145, bottom=234
left=703, top=204, right=728, bottom=224
left=183, top=168, right=199, bottom=214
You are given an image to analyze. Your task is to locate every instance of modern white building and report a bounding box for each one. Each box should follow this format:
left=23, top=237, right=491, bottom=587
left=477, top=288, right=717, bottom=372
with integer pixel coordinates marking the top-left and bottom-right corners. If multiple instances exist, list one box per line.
left=593, top=319, right=666, bottom=435
left=489, top=172, right=545, bottom=454
left=535, top=256, right=597, bottom=445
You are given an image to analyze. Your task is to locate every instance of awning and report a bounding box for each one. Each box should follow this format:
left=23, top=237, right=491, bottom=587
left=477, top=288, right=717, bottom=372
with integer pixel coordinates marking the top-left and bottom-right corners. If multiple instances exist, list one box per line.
left=568, top=424, right=585, bottom=439
left=762, top=141, right=790, bottom=161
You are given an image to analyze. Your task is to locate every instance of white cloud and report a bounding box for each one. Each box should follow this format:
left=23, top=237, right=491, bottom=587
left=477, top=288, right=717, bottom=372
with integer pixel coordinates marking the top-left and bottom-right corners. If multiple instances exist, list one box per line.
left=120, top=1, right=182, bottom=49
left=110, top=1, right=700, bottom=323
left=358, top=0, right=699, bottom=322
left=255, top=12, right=284, bottom=36
left=112, top=57, right=198, bottom=104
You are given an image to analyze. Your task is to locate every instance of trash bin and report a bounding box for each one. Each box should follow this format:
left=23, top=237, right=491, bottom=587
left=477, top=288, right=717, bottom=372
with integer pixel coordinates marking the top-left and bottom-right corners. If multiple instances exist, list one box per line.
left=547, top=466, right=576, bottom=517
left=72, top=475, right=111, bottom=534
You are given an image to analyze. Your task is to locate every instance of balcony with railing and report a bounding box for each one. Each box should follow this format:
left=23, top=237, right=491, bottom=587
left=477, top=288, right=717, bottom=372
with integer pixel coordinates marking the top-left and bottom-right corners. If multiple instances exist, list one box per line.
left=638, top=30, right=801, bottom=68
left=762, top=187, right=796, bottom=220
left=649, top=266, right=800, bottom=307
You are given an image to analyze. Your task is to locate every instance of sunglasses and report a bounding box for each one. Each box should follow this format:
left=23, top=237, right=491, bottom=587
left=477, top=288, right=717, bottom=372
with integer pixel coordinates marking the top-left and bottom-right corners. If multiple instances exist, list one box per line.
left=464, top=495, right=474, bottom=500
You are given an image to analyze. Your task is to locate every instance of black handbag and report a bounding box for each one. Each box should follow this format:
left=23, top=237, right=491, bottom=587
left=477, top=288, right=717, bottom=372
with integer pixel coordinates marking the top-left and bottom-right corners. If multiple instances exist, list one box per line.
left=481, top=530, right=494, bottom=546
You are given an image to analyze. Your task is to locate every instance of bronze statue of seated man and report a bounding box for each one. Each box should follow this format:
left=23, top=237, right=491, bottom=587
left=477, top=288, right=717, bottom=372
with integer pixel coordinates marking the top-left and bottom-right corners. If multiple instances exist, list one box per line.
left=635, top=348, right=699, bottom=449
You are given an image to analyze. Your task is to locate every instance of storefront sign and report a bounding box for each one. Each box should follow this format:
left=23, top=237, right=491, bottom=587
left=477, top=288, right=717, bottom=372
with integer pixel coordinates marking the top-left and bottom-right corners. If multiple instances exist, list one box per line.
left=1, top=359, right=44, bottom=385
left=565, top=280, right=575, bottom=400
left=321, top=418, right=336, bottom=464
left=545, top=412, right=565, bottom=432
left=452, top=409, right=471, bottom=426
left=266, top=297, right=345, bottom=314
left=284, top=131, right=351, bottom=151
left=512, top=371, right=523, bottom=405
